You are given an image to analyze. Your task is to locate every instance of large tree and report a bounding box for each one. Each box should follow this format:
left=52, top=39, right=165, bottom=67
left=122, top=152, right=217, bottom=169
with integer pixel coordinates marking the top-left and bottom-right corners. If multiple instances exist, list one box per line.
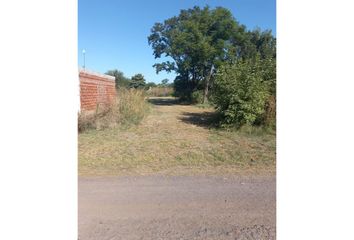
left=148, top=6, right=245, bottom=103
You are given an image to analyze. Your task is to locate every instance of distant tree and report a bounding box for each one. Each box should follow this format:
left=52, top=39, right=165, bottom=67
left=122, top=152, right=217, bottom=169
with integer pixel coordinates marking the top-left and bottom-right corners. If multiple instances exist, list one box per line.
left=145, top=82, right=157, bottom=89
left=161, top=79, right=169, bottom=86
left=105, top=69, right=130, bottom=88
left=130, top=74, right=146, bottom=89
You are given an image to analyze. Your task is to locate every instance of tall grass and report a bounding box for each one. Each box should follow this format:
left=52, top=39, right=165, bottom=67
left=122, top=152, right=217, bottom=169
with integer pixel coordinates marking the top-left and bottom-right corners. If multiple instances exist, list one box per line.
left=146, top=87, right=173, bottom=97
left=78, top=89, right=149, bottom=132
left=118, top=88, right=151, bottom=124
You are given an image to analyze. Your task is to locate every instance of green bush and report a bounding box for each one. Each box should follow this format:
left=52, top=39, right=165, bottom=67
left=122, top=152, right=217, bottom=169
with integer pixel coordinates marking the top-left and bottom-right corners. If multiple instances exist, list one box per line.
left=212, top=59, right=269, bottom=127
left=191, top=90, right=203, bottom=104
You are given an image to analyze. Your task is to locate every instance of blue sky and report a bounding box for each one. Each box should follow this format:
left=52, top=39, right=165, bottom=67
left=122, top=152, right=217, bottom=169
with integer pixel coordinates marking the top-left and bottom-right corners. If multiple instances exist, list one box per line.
left=78, top=0, right=276, bottom=84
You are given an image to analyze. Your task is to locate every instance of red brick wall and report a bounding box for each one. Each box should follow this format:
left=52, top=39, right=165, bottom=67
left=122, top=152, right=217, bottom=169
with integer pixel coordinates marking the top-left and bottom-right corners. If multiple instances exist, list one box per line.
left=79, top=69, right=116, bottom=112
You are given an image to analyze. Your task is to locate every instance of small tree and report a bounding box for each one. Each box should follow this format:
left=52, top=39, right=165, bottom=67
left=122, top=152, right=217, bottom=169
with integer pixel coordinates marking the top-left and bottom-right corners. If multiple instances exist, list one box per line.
left=105, top=69, right=130, bottom=88
left=130, top=74, right=146, bottom=89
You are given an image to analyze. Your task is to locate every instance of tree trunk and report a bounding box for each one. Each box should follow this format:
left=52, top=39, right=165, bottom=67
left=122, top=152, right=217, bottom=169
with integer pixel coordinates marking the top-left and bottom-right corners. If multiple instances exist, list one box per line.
left=203, top=65, right=214, bottom=104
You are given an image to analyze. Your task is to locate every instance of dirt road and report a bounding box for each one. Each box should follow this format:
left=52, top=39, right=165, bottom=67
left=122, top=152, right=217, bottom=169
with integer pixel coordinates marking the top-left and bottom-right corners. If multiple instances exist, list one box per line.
left=79, top=175, right=276, bottom=240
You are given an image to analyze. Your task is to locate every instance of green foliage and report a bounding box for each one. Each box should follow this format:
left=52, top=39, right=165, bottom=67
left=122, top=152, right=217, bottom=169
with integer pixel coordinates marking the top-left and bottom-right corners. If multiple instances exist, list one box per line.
left=148, top=6, right=276, bottom=104
left=130, top=73, right=146, bottom=89
left=191, top=90, right=203, bottom=104
left=249, top=29, right=276, bottom=59
left=213, top=59, right=270, bottom=127
left=237, top=28, right=276, bottom=61
left=105, top=69, right=130, bottom=88
left=161, top=78, right=169, bottom=86
left=173, top=75, right=194, bottom=101
left=147, top=5, right=276, bottom=127
left=260, top=57, right=276, bottom=95
left=148, top=6, right=243, bottom=102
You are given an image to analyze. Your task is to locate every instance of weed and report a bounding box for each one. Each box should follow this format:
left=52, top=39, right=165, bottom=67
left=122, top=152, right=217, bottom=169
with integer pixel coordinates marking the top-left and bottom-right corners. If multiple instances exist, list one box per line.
left=78, top=89, right=150, bottom=132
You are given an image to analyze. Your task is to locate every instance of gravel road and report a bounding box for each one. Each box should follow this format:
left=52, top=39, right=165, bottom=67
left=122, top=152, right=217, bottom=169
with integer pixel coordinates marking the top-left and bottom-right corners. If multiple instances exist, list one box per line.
left=79, top=175, right=276, bottom=239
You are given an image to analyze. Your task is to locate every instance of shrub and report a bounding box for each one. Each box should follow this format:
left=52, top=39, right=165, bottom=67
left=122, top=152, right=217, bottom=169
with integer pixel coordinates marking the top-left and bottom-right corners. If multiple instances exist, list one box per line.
left=212, top=59, right=269, bottom=128
left=191, top=90, right=203, bottom=104
left=78, top=89, right=149, bottom=132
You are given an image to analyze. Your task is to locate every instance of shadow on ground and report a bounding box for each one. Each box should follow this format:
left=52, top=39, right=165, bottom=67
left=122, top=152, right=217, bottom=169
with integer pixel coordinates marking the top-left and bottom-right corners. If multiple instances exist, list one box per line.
left=179, top=111, right=220, bottom=129
left=147, top=98, right=180, bottom=106
left=147, top=97, right=193, bottom=106
left=147, top=97, right=220, bottom=129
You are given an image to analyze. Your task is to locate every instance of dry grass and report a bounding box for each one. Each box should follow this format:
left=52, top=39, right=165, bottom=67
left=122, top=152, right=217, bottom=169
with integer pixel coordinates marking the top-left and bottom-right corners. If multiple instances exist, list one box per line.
left=78, top=89, right=150, bottom=132
left=78, top=97, right=275, bottom=176
left=146, top=87, right=174, bottom=97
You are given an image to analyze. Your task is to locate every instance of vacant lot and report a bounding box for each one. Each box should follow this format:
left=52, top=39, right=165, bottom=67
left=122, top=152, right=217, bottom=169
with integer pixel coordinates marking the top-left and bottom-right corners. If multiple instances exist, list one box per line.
left=78, top=97, right=275, bottom=176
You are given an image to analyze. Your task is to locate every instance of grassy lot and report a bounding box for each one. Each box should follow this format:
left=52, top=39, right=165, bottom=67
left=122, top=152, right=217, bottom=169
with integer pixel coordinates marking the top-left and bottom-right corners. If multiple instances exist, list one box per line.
left=78, top=97, right=275, bottom=176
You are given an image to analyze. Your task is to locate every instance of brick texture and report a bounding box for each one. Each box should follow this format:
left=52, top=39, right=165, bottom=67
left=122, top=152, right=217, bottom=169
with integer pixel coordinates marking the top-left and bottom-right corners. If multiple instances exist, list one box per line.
left=79, top=69, right=116, bottom=112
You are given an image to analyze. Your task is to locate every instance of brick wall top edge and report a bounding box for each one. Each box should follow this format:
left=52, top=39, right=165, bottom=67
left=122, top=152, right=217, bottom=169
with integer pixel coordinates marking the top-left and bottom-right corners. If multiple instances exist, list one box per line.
left=78, top=68, right=115, bottom=81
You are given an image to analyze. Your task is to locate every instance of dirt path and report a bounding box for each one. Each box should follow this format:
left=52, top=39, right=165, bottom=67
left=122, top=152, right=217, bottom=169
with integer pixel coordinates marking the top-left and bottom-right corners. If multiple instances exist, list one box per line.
left=79, top=175, right=276, bottom=240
